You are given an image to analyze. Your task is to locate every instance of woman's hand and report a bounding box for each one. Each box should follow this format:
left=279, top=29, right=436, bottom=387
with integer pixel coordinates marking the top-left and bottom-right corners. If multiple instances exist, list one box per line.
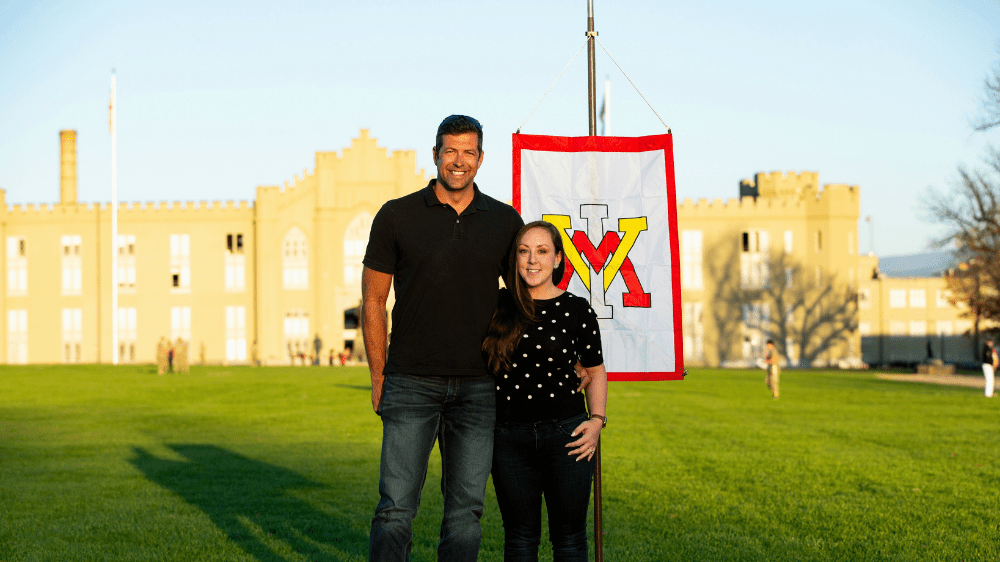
left=574, top=361, right=592, bottom=391
left=566, top=417, right=603, bottom=461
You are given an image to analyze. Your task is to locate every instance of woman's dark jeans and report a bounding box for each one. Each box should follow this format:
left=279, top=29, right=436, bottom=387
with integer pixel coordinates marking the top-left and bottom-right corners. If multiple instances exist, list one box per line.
left=492, top=413, right=595, bottom=562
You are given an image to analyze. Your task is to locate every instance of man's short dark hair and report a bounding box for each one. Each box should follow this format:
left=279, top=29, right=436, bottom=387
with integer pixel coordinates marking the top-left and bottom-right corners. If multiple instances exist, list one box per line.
left=435, top=115, right=483, bottom=154
left=766, top=340, right=774, bottom=346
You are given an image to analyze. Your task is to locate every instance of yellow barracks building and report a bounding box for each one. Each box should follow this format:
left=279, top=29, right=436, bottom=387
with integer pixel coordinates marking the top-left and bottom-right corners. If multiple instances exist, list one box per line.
left=4, top=130, right=973, bottom=368
left=677, top=171, right=863, bottom=368
left=2, top=130, right=425, bottom=365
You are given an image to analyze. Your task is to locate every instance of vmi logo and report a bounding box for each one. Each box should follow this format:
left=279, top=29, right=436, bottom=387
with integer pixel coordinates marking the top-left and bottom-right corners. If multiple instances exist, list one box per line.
left=543, top=204, right=652, bottom=320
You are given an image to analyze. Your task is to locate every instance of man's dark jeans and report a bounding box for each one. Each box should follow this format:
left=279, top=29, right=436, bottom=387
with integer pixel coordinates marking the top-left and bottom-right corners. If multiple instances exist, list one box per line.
left=369, top=373, right=495, bottom=562
left=491, top=413, right=595, bottom=562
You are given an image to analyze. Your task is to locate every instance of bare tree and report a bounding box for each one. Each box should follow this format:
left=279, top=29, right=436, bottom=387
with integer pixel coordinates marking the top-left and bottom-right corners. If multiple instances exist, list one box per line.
left=704, top=234, right=858, bottom=367
left=927, top=152, right=1000, bottom=327
left=974, top=53, right=1000, bottom=132
left=925, top=50, right=1000, bottom=334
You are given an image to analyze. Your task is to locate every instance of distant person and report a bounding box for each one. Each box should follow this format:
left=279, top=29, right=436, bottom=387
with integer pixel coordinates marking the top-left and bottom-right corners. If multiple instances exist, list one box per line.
left=482, top=220, right=607, bottom=560
left=982, top=337, right=997, bottom=398
left=175, top=338, right=189, bottom=373
left=765, top=340, right=780, bottom=400
left=156, top=337, right=168, bottom=375
left=362, top=115, right=524, bottom=561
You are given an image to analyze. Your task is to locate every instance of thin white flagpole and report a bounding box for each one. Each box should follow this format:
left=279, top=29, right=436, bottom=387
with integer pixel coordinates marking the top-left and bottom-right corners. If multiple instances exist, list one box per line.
left=601, top=78, right=611, bottom=136
left=110, top=72, right=119, bottom=365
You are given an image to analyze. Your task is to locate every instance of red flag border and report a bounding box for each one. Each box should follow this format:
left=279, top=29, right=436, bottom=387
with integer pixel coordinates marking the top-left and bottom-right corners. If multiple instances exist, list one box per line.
left=512, top=133, right=684, bottom=382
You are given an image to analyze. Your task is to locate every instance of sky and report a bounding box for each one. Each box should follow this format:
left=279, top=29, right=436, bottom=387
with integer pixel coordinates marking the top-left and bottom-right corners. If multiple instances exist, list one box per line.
left=1, top=0, right=998, bottom=257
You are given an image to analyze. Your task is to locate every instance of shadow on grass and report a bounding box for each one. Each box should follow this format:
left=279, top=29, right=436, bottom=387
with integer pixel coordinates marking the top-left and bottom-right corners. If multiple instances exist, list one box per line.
left=331, top=384, right=373, bottom=392
left=130, top=444, right=367, bottom=561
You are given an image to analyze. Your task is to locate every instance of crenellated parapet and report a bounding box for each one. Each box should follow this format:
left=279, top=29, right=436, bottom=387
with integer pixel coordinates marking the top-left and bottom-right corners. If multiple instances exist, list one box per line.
left=742, top=171, right=819, bottom=199
left=5, top=199, right=254, bottom=222
left=683, top=172, right=859, bottom=220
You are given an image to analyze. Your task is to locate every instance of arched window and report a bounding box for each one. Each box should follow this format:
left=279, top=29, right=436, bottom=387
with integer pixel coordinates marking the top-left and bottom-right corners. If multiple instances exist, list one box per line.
left=283, top=227, right=309, bottom=290
left=343, top=213, right=373, bottom=286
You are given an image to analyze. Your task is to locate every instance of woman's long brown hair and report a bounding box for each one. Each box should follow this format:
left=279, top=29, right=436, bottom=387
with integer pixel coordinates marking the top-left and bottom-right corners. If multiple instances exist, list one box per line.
left=482, top=221, right=566, bottom=374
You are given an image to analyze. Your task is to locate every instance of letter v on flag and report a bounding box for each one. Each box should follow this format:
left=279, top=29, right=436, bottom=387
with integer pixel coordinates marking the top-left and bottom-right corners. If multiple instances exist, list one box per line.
left=513, top=134, right=684, bottom=381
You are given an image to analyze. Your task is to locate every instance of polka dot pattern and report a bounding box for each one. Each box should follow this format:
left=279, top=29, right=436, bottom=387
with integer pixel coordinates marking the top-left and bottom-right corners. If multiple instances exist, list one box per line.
left=494, top=292, right=604, bottom=414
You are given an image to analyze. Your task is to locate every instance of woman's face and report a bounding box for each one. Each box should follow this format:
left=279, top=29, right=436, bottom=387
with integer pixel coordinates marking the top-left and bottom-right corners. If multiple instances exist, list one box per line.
left=517, top=227, right=562, bottom=292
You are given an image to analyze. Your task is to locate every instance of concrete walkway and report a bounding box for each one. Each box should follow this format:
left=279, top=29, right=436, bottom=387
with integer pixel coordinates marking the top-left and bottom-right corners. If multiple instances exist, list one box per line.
left=876, top=373, right=986, bottom=389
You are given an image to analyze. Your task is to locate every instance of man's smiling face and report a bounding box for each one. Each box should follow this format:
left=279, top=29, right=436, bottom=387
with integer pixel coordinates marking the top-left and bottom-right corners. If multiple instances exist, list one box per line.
left=432, top=132, right=483, bottom=193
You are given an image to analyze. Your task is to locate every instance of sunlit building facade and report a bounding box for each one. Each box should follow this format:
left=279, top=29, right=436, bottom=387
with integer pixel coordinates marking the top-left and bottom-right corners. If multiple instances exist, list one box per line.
left=1, top=130, right=425, bottom=365
left=677, top=172, right=863, bottom=368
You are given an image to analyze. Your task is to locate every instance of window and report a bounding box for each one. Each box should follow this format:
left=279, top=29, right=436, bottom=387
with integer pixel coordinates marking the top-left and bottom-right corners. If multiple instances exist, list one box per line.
left=815, top=229, right=823, bottom=252
left=740, top=230, right=769, bottom=289
left=344, top=214, right=374, bottom=287
left=62, top=308, right=83, bottom=363
left=936, top=321, right=953, bottom=336
left=858, top=322, right=872, bottom=335
left=170, top=306, right=191, bottom=341
left=784, top=267, right=794, bottom=288
left=784, top=230, right=793, bottom=254
left=283, top=227, right=309, bottom=291
left=118, top=307, right=137, bottom=363
left=909, top=321, right=927, bottom=336
left=889, top=321, right=907, bottom=335
left=7, top=236, right=27, bottom=296
left=936, top=290, right=951, bottom=308
left=284, top=309, right=310, bottom=364
left=955, top=320, right=973, bottom=335
left=225, top=306, right=247, bottom=361
left=7, top=309, right=27, bottom=364
left=909, top=289, right=926, bottom=308
left=224, top=233, right=245, bottom=292
left=741, top=302, right=770, bottom=359
left=681, top=230, right=703, bottom=290
left=858, top=288, right=871, bottom=310
left=889, top=289, right=907, bottom=308
left=682, top=302, right=704, bottom=361
left=61, top=235, right=82, bottom=296
left=169, top=234, right=191, bottom=293
left=117, top=235, right=136, bottom=293
left=815, top=266, right=823, bottom=287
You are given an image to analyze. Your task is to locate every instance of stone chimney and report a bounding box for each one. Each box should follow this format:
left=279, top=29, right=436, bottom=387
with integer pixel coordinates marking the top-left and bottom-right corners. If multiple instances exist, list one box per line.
left=60, top=130, right=78, bottom=205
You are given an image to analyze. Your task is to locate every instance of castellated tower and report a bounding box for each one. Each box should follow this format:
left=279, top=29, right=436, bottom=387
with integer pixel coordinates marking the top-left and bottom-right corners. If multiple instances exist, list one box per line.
left=60, top=130, right=77, bottom=205
left=678, top=171, right=861, bottom=369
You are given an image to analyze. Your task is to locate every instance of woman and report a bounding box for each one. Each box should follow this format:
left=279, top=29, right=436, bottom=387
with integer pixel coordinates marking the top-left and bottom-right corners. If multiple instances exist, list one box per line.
left=483, top=220, right=608, bottom=561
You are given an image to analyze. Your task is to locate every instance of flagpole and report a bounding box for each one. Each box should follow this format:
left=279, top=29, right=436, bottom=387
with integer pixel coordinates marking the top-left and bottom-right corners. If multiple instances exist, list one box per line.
left=587, top=1, right=597, bottom=136
left=110, top=72, right=119, bottom=365
left=586, top=3, right=604, bottom=561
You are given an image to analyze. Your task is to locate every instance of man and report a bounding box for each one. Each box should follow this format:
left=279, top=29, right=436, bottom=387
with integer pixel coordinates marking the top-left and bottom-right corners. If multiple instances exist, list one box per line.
left=765, top=340, right=779, bottom=400
left=982, top=337, right=997, bottom=398
left=362, top=115, right=524, bottom=561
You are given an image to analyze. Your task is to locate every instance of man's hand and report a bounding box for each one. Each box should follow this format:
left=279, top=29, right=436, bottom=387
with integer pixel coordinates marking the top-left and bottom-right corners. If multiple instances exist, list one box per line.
left=371, top=375, right=385, bottom=415
left=574, top=360, right=592, bottom=392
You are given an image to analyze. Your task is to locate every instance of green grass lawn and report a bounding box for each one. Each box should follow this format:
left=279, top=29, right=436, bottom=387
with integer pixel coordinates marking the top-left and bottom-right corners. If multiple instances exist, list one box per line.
left=1, top=364, right=998, bottom=561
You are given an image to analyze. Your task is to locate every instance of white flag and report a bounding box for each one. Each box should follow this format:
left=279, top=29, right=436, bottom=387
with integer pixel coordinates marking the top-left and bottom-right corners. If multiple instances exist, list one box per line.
left=513, top=134, right=683, bottom=381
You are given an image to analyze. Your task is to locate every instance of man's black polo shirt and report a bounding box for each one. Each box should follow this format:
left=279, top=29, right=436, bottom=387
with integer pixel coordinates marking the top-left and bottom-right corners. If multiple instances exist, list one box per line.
left=363, top=180, right=524, bottom=377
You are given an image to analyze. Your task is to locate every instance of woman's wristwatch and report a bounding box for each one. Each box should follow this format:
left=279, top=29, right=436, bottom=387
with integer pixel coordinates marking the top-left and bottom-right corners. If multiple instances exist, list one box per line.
left=589, top=414, right=607, bottom=428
